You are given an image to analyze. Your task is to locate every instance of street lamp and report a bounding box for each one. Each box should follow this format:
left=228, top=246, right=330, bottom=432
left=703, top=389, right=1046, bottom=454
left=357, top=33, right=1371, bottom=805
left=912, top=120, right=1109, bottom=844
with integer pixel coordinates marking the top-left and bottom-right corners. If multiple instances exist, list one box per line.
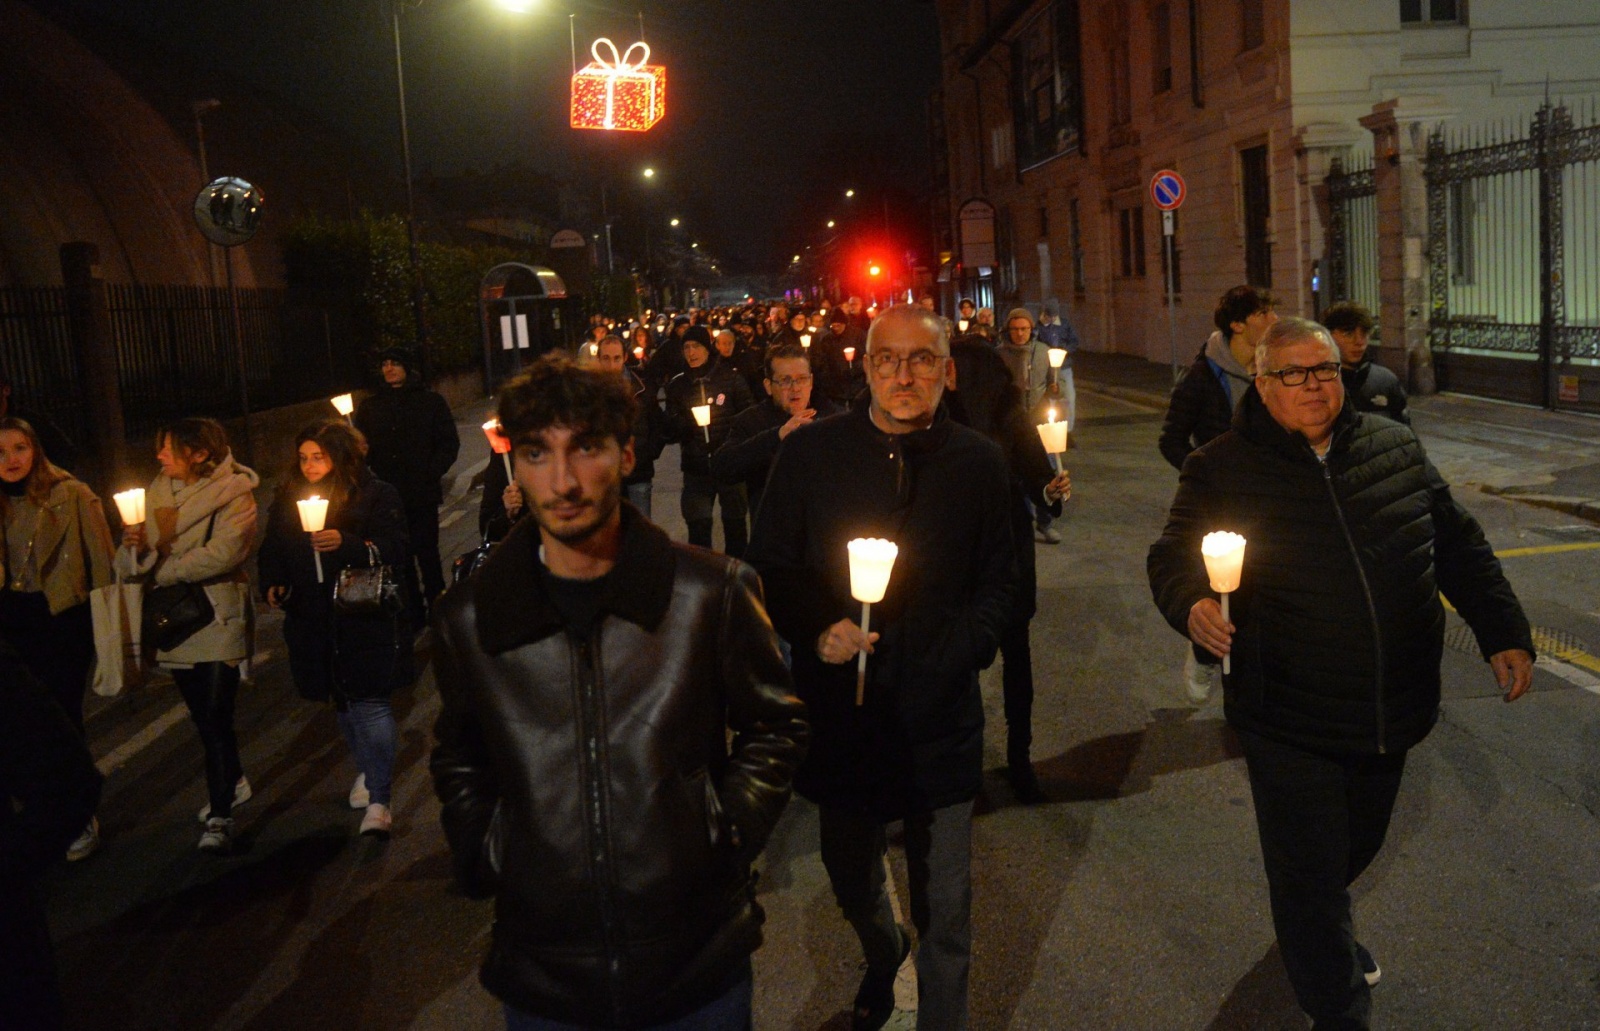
left=670, top=217, right=680, bottom=227
left=845, top=189, right=856, bottom=198
left=643, top=167, right=656, bottom=178
left=390, top=0, right=535, bottom=366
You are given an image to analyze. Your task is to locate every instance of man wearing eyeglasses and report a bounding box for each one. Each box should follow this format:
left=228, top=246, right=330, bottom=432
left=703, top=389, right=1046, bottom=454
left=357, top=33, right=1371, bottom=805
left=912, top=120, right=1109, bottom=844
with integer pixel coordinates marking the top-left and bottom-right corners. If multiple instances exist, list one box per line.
left=1148, top=316, right=1534, bottom=1031
left=748, top=305, right=1016, bottom=1031
left=710, top=343, right=838, bottom=517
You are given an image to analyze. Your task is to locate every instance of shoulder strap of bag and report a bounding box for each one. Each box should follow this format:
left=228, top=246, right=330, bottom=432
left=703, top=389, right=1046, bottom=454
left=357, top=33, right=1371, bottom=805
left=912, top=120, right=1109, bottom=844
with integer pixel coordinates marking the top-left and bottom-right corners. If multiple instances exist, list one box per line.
left=365, top=541, right=381, bottom=567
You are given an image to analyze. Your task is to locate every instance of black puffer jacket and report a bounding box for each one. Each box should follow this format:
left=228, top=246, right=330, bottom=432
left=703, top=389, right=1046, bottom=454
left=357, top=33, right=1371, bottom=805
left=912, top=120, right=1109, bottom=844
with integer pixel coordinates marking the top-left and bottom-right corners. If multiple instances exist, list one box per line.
left=1341, top=359, right=1410, bottom=425
left=747, top=402, right=1017, bottom=818
left=1147, top=388, right=1533, bottom=755
left=663, top=362, right=754, bottom=475
left=1158, top=344, right=1240, bottom=471
left=429, top=508, right=807, bottom=1029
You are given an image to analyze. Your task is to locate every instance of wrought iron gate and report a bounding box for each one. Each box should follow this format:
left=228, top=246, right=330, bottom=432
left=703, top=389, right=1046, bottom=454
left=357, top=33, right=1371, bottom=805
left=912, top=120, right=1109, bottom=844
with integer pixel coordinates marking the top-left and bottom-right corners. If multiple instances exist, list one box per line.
left=1426, top=102, right=1600, bottom=413
left=1325, top=153, right=1379, bottom=316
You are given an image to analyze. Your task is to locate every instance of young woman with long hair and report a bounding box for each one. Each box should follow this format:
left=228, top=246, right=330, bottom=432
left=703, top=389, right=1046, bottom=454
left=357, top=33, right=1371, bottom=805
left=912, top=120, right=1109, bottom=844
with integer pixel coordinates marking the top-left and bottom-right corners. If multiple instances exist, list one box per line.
left=117, top=417, right=260, bottom=854
left=0, top=416, right=116, bottom=860
left=257, top=420, right=413, bottom=839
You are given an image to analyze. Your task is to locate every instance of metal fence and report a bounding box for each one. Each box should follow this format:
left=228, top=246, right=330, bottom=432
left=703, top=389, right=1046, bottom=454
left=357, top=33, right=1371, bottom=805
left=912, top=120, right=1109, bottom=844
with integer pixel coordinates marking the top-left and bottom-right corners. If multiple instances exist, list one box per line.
left=1325, top=151, right=1380, bottom=316
left=0, top=284, right=351, bottom=444
left=1425, top=101, right=1600, bottom=412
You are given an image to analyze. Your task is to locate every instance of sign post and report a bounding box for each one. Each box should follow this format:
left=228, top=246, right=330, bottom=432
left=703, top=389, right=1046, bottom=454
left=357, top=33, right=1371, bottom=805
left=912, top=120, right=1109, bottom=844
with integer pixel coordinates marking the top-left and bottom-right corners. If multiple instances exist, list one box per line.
left=1150, top=170, right=1186, bottom=385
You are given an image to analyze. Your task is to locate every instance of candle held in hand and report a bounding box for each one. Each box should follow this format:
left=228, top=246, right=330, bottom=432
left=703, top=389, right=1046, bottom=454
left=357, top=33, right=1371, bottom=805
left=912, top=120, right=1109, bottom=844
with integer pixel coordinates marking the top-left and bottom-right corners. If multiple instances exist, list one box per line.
left=331, top=393, right=355, bottom=418
left=847, top=537, right=899, bottom=706
left=1036, top=407, right=1068, bottom=472
left=1047, top=348, right=1067, bottom=369
left=112, top=488, right=146, bottom=526
left=297, top=495, right=330, bottom=583
left=1200, top=531, right=1247, bottom=593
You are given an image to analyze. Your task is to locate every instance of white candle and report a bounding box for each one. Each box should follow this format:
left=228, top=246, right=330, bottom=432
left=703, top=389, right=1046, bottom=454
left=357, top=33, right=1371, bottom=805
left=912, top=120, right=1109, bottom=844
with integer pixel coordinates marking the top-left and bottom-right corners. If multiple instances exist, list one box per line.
left=1047, top=348, right=1067, bottom=369
left=633, top=345, right=645, bottom=360
left=800, top=333, right=812, bottom=349
left=1201, top=531, right=1248, bottom=675
left=298, top=496, right=330, bottom=583
left=847, top=537, right=899, bottom=706
left=331, top=393, right=355, bottom=423
left=958, top=319, right=969, bottom=333
left=843, top=346, right=856, bottom=365
left=691, top=403, right=712, bottom=443
left=112, top=487, right=146, bottom=526
left=1036, top=407, right=1068, bottom=473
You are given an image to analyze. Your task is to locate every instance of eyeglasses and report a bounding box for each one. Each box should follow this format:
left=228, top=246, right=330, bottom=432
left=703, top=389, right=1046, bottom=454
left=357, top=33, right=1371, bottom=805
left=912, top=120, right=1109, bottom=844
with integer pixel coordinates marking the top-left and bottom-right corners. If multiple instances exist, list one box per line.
left=867, top=350, right=947, bottom=377
left=1261, top=362, right=1340, bottom=387
left=770, top=375, right=813, bottom=389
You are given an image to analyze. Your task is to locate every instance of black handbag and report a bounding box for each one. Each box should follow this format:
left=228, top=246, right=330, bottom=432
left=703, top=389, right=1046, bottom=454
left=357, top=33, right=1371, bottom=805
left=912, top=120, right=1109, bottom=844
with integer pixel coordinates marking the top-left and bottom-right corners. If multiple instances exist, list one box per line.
left=451, top=535, right=496, bottom=585
left=140, top=511, right=217, bottom=653
left=333, top=541, right=404, bottom=616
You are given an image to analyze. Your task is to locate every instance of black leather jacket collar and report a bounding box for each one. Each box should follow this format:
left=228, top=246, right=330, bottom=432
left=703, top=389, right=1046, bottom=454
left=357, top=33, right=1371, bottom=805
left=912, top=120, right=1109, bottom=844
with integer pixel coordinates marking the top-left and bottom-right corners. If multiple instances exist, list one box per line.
left=473, top=502, right=674, bottom=654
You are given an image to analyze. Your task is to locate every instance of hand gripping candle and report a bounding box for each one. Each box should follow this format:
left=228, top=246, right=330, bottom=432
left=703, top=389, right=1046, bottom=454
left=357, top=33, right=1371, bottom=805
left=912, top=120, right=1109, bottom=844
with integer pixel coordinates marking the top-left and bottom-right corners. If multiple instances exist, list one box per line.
left=1201, top=531, right=1247, bottom=675
left=847, top=537, right=899, bottom=706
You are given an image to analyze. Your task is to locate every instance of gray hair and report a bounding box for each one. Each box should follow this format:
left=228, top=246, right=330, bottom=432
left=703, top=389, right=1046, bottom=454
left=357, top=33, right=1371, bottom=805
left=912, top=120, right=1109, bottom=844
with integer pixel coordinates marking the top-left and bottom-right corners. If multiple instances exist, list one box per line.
left=866, top=303, right=951, bottom=354
left=714, top=329, right=736, bottom=345
left=1256, top=316, right=1339, bottom=375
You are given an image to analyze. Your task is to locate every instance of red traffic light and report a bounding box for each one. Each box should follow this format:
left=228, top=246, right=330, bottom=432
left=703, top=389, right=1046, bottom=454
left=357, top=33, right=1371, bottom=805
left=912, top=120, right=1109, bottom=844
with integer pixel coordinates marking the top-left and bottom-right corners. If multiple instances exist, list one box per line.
left=867, top=263, right=883, bottom=277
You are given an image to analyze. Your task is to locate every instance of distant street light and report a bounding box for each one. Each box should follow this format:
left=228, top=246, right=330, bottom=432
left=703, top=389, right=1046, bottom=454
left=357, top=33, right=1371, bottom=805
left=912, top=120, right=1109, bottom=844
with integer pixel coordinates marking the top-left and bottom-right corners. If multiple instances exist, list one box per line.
left=691, top=242, right=699, bottom=249
left=643, top=167, right=656, bottom=178
left=845, top=189, right=856, bottom=198
left=827, top=220, right=835, bottom=228
left=494, top=0, right=537, bottom=10
left=670, top=217, right=680, bottom=227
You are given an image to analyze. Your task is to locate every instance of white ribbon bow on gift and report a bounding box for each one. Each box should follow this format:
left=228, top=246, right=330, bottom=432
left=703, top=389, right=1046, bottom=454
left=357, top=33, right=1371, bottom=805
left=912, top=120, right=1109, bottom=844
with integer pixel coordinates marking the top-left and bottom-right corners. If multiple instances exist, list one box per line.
left=590, top=38, right=653, bottom=129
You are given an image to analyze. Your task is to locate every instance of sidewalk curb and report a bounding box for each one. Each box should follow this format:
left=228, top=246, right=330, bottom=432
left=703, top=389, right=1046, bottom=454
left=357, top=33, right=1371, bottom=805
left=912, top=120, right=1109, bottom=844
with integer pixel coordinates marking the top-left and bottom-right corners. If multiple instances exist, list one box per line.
left=1480, top=485, right=1600, bottom=525
left=1079, top=381, right=1169, bottom=411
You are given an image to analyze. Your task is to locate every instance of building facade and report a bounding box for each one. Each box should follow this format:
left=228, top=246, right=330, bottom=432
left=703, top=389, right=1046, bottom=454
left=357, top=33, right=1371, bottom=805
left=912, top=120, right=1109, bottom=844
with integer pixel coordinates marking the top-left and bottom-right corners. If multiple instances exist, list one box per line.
left=932, top=0, right=1600, bottom=392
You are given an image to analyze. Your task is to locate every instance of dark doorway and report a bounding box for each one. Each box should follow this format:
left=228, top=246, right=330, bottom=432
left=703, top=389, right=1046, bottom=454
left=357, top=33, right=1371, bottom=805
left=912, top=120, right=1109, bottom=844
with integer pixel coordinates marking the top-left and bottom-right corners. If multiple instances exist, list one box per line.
left=1241, top=145, right=1272, bottom=287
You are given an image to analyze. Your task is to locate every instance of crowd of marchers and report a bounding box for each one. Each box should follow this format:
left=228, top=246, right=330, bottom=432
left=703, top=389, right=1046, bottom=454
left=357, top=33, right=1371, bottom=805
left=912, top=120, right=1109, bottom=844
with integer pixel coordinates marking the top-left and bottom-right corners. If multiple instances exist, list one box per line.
left=0, top=283, right=1536, bottom=1031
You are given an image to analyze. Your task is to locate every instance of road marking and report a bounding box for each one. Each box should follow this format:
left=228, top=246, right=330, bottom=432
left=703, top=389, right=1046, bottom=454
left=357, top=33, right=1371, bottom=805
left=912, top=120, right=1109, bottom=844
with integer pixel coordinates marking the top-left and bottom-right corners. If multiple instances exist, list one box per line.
left=1494, top=542, right=1600, bottom=559
left=95, top=702, right=189, bottom=776
left=439, top=509, right=466, bottom=529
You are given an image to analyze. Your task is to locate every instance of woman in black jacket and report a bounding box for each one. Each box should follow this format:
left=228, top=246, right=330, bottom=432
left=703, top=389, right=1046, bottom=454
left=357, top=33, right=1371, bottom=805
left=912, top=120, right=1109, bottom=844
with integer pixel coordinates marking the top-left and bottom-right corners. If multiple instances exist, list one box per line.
left=948, top=340, right=1070, bottom=802
left=258, top=420, right=413, bottom=838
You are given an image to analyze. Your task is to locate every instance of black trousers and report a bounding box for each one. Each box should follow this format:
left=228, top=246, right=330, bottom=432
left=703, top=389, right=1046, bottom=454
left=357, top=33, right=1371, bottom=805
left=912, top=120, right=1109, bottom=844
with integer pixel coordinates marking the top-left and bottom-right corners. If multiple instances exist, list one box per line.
left=0, top=592, right=92, bottom=735
left=0, top=881, right=64, bottom=1030
left=1236, top=727, right=1407, bottom=1031
left=680, top=471, right=748, bottom=558
left=998, top=618, right=1034, bottom=762
left=171, top=662, right=243, bottom=821
left=402, top=496, right=446, bottom=607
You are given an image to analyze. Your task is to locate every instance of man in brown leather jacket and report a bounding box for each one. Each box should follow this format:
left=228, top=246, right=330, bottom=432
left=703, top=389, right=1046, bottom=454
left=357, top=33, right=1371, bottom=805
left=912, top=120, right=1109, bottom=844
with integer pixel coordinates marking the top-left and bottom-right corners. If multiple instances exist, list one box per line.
left=429, top=355, right=807, bottom=1031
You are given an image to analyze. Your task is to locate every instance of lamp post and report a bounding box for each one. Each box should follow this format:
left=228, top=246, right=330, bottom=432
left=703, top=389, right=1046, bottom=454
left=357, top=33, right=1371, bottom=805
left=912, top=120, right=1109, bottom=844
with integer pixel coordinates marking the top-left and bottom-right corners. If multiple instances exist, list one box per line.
left=389, top=1, right=430, bottom=364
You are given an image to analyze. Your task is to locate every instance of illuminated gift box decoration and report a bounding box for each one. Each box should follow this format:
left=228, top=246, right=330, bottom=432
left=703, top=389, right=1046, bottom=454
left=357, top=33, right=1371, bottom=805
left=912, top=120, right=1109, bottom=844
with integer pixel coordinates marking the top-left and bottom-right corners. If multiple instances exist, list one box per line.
left=571, top=38, right=666, bottom=133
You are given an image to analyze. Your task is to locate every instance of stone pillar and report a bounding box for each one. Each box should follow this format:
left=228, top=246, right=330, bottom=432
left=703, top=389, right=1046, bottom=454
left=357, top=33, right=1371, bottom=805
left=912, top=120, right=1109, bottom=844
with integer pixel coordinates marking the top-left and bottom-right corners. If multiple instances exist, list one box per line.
left=60, top=242, right=128, bottom=492
left=1360, top=100, right=1435, bottom=394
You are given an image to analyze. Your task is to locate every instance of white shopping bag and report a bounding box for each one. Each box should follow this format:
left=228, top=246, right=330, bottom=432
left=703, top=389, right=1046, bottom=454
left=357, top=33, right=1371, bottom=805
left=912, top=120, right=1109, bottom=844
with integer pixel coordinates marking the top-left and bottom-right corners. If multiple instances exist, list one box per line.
left=90, top=578, right=144, bottom=697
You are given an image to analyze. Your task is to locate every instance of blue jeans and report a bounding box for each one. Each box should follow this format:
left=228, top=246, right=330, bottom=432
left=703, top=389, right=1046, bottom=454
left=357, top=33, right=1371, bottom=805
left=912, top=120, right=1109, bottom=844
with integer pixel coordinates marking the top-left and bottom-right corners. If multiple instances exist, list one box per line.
left=503, top=966, right=752, bottom=1031
left=336, top=699, right=395, bottom=806
left=625, top=480, right=653, bottom=519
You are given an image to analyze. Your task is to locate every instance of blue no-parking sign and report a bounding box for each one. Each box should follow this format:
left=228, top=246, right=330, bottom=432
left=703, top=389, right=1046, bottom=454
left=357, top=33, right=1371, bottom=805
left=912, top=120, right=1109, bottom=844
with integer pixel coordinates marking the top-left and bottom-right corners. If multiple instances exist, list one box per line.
left=1150, top=170, right=1186, bottom=211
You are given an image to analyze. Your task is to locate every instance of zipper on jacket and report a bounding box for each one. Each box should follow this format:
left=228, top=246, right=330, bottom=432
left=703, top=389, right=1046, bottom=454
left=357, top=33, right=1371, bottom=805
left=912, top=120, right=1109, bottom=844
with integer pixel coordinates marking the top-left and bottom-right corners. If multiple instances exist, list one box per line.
left=572, top=631, right=623, bottom=1015
left=1319, top=459, right=1388, bottom=752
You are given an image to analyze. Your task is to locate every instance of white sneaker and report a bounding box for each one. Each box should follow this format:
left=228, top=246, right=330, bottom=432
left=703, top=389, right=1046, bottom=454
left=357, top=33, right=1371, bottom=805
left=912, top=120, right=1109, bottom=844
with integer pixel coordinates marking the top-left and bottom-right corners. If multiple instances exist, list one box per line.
left=198, top=817, right=235, bottom=854
left=66, top=817, right=100, bottom=862
left=359, top=803, right=392, bottom=838
left=198, top=776, right=254, bottom=823
left=348, top=773, right=370, bottom=810
left=1183, top=648, right=1216, bottom=705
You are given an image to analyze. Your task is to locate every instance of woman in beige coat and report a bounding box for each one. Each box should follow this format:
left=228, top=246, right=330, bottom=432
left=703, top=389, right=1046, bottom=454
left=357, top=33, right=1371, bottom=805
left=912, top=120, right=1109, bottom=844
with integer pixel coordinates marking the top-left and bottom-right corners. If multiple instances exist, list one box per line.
left=0, top=416, right=115, bottom=860
left=119, top=418, right=258, bottom=854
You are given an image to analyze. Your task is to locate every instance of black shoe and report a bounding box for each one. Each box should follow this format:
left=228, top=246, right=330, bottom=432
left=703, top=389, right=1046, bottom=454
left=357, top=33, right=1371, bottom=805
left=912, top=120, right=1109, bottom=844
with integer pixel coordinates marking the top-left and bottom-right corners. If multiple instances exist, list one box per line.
left=1008, top=762, right=1046, bottom=804
left=851, top=925, right=911, bottom=1031
left=1356, top=942, right=1381, bottom=986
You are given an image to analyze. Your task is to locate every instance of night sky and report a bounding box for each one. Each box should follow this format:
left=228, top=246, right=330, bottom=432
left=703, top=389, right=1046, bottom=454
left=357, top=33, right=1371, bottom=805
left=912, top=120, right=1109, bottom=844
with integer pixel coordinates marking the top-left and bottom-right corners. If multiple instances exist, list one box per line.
left=45, top=0, right=944, bottom=274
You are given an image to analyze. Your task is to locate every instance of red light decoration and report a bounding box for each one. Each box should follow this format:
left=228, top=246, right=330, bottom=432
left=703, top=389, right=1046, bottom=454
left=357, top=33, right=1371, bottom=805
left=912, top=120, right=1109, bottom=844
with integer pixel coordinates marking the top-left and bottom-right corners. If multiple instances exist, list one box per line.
left=571, top=38, right=666, bottom=133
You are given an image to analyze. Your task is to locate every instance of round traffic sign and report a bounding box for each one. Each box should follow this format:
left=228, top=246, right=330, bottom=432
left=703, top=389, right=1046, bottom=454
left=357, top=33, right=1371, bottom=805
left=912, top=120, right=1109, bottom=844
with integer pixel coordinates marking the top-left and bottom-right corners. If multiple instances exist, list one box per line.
left=1150, top=169, right=1186, bottom=211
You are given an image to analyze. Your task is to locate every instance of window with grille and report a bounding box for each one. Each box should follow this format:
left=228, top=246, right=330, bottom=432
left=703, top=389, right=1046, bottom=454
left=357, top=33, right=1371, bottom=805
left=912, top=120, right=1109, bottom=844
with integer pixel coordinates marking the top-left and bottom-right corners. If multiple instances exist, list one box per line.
left=1011, top=0, right=1084, bottom=169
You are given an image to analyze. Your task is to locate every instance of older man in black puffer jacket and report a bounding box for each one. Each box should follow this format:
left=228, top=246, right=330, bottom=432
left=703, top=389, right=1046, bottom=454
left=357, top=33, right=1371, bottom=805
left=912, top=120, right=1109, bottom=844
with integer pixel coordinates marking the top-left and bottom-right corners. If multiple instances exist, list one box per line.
left=1148, top=317, right=1534, bottom=1031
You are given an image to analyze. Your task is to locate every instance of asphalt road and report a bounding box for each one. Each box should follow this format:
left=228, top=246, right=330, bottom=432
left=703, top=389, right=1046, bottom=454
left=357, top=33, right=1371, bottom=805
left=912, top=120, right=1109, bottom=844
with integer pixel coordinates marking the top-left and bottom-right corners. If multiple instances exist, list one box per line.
left=44, top=387, right=1600, bottom=1030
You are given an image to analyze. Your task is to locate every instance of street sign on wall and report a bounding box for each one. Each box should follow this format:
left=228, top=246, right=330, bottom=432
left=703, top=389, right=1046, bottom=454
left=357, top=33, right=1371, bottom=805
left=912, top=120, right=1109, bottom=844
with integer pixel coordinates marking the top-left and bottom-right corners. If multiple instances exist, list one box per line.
left=1150, top=169, right=1186, bottom=211
left=958, top=198, right=997, bottom=269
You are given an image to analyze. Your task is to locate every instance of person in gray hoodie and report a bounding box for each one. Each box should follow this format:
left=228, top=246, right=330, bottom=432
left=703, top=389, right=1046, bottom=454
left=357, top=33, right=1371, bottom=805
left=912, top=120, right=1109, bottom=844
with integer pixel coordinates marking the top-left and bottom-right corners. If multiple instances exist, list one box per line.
left=1157, top=286, right=1277, bottom=471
